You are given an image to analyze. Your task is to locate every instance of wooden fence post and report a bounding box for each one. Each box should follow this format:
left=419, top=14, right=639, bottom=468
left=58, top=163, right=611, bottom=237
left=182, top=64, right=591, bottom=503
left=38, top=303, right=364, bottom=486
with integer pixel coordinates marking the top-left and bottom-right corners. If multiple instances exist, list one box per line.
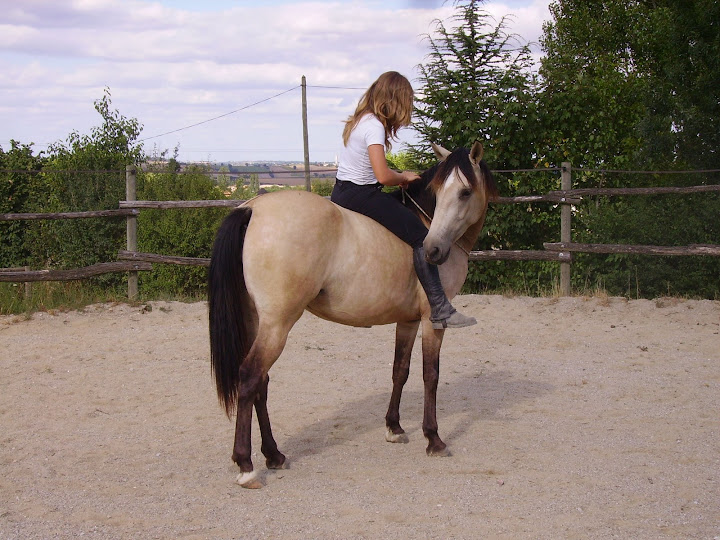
left=301, top=75, right=311, bottom=192
left=560, top=162, right=572, bottom=296
left=126, top=165, right=138, bottom=300
left=23, top=266, right=31, bottom=301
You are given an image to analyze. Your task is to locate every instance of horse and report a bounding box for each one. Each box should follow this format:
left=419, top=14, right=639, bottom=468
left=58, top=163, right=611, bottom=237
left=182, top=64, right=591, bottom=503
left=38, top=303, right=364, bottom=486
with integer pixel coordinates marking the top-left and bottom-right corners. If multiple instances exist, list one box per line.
left=208, top=142, right=498, bottom=488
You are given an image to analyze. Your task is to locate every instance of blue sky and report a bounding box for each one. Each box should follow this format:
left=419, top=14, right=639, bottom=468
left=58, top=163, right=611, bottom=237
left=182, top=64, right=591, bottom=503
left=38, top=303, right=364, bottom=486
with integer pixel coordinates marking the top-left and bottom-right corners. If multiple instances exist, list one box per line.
left=0, top=0, right=551, bottom=163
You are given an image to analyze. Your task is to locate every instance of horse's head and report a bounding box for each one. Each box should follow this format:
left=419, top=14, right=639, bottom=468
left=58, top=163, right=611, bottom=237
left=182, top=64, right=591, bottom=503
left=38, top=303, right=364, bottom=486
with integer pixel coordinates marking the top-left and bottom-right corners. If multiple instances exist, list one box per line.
left=423, top=142, right=498, bottom=265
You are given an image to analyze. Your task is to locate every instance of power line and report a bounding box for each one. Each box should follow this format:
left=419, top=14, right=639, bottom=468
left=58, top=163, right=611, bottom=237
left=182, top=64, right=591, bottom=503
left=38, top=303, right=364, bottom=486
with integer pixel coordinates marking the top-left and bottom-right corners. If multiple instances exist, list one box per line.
left=137, top=85, right=301, bottom=143
left=2, top=85, right=365, bottom=150
left=307, top=85, right=366, bottom=90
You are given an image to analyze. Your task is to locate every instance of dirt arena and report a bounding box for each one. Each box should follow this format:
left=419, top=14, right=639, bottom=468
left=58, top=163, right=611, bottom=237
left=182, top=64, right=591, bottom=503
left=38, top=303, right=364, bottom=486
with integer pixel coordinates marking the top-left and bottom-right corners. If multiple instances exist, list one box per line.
left=1, top=295, right=718, bottom=539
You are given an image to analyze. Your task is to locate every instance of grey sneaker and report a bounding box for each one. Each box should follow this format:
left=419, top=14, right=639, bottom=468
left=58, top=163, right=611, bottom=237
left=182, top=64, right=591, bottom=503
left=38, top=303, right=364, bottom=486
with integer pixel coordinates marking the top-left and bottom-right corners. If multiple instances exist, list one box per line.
left=431, top=310, right=477, bottom=330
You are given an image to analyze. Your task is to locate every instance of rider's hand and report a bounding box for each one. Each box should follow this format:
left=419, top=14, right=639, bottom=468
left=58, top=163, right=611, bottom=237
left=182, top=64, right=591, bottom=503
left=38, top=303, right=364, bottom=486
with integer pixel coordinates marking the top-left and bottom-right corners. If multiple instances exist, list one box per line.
left=399, top=170, right=420, bottom=189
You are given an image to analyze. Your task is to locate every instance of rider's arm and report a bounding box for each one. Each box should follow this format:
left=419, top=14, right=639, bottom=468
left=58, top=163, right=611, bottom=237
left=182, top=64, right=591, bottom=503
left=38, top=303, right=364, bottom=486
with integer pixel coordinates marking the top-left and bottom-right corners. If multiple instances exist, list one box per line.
left=368, top=144, right=419, bottom=187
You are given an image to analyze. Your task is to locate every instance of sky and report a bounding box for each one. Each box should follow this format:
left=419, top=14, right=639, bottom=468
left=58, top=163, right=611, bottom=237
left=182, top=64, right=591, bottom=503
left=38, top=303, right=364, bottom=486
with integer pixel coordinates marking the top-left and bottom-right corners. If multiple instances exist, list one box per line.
left=0, top=0, right=551, bottom=163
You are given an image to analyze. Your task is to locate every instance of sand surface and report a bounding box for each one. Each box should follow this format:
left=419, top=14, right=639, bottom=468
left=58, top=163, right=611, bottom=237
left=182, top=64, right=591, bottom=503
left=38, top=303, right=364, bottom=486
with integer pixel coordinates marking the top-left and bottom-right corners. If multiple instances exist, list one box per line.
left=1, top=295, right=719, bottom=539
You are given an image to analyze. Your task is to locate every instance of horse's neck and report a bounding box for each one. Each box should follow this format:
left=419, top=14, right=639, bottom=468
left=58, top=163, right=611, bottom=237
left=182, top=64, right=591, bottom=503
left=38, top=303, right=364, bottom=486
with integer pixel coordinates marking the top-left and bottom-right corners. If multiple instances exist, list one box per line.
left=456, top=210, right=489, bottom=255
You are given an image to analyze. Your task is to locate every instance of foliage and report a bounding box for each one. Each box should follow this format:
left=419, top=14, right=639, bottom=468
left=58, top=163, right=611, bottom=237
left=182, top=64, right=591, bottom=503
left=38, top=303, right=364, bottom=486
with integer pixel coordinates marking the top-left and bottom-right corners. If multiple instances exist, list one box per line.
left=386, top=151, right=423, bottom=172
left=23, top=88, right=144, bottom=293
left=632, top=1, right=720, bottom=171
left=412, top=0, right=540, bottom=166
left=311, top=178, right=334, bottom=197
left=541, top=0, right=718, bottom=170
left=137, top=163, right=228, bottom=296
left=0, top=141, right=45, bottom=267
left=407, top=0, right=719, bottom=298
left=539, top=1, right=647, bottom=173
left=540, top=0, right=720, bottom=298
left=411, top=0, right=558, bottom=291
left=573, top=191, right=720, bottom=298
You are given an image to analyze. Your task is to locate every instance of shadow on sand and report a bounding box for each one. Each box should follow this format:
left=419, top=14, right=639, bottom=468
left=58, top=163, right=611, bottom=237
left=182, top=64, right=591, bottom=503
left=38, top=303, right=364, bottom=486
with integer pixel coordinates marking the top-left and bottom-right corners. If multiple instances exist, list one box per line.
left=277, top=366, right=554, bottom=462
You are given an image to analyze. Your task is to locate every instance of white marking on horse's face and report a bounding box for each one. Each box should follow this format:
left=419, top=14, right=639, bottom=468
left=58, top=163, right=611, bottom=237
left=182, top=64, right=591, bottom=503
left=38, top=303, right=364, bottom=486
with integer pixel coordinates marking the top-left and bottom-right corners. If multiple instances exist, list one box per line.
left=425, top=164, right=485, bottom=264
left=442, top=169, right=471, bottom=191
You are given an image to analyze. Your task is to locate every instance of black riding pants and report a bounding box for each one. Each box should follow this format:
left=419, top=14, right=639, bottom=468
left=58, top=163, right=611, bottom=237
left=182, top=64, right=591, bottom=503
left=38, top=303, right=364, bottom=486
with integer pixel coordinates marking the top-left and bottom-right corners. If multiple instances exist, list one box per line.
left=331, top=179, right=427, bottom=248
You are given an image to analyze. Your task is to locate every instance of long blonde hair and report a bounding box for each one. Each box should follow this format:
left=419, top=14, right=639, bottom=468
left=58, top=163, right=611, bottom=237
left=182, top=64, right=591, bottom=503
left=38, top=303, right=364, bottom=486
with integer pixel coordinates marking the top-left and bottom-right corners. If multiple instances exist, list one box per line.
left=342, top=71, right=414, bottom=151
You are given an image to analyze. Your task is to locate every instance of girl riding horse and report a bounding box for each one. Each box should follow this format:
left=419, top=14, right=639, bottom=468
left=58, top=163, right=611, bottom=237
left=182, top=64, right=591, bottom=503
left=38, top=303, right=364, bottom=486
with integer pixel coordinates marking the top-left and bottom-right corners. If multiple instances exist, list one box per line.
left=331, top=71, right=476, bottom=330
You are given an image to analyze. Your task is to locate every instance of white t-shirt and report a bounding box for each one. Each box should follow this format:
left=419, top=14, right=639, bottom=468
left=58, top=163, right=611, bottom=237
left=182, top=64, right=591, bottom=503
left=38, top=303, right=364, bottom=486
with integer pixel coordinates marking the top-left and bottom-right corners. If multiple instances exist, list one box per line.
left=336, top=114, right=386, bottom=185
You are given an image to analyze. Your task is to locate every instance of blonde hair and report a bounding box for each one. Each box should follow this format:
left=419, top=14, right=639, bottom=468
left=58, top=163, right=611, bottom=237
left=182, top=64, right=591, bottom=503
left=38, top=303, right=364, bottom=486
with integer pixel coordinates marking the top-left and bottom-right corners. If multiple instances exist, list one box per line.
left=342, top=71, right=414, bottom=151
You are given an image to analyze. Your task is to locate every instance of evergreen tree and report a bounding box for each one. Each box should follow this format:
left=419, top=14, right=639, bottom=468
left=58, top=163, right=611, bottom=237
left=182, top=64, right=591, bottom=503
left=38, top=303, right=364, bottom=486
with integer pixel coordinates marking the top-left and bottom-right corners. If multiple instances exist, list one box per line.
left=412, top=0, right=539, bottom=169
left=412, top=0, right=557, bottom=293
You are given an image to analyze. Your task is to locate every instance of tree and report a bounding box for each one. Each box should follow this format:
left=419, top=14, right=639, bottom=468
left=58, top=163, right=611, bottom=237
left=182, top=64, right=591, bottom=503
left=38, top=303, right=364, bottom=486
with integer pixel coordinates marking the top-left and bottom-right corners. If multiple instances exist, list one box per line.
left=540, top=0, right=720, bottom=298
left=28, top=88, right=143, bottom=290
left=412, top=0, right=558, bottom=292
left=635, top=1, right=720, bottom=171
left=412, top=0, right=540, bottom=168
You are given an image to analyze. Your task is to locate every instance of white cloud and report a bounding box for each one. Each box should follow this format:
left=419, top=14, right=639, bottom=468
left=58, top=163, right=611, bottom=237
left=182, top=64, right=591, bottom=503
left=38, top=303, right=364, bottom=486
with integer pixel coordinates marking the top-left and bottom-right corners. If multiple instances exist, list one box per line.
left=0, top=0, right=550, bottom=161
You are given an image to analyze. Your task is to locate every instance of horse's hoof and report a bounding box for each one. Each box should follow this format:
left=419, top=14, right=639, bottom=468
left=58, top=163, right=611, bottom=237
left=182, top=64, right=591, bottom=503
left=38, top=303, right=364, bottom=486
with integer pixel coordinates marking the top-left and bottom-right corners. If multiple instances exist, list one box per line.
left=236, top=470, right=264, bottom=489
left=266, top=454, right=287, bottom=470
left=385, top=428, right=409, bottom=444
left=426, top=445, right=451, bottom=457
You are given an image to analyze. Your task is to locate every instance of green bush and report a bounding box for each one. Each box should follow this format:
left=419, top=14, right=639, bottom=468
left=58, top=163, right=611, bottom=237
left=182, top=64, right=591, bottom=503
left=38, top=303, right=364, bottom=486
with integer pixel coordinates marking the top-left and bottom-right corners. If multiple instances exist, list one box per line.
left=136, top=163, right=229, bottom=297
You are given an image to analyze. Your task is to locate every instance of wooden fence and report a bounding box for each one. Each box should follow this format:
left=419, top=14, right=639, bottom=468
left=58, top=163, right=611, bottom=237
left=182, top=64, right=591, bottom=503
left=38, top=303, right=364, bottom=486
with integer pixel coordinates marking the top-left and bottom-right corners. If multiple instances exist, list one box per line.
left=2, top=163, right=719, bottom=299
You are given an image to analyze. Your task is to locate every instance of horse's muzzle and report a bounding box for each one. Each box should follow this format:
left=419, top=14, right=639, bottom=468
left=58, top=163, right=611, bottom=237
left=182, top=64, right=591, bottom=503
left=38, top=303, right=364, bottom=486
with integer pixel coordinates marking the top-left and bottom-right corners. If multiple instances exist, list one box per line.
left=424, top=244, right=449, bottom=265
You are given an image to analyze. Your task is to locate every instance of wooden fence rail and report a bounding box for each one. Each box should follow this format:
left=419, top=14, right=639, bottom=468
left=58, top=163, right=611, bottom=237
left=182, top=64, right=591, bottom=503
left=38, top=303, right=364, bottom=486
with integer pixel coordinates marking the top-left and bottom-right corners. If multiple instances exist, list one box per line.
left=118, top=200, right=242, bottom=209
left=118, top=250, right=211, bottom=267
left=0, top=209, right=138, bottom=221
left=544, top=242, right=720, bottom=257
left=549, top=184, right=720, bottom=198
left=0, top=262, right=151, bottom=283
left=2, top=163, right=719, bottom=299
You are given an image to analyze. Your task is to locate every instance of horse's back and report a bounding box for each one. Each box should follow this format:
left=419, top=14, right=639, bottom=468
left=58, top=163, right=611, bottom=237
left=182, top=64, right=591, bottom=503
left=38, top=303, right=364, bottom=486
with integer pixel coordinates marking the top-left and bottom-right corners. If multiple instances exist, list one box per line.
left=245, top=190, right=341, bottom=252
left=243, top=190, right=422, bottom=326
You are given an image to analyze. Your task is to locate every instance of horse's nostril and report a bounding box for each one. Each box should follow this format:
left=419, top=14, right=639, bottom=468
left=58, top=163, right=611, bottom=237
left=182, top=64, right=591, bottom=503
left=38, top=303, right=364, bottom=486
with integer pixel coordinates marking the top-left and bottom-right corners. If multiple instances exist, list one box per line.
left=426, top=247, right=440, bottom=262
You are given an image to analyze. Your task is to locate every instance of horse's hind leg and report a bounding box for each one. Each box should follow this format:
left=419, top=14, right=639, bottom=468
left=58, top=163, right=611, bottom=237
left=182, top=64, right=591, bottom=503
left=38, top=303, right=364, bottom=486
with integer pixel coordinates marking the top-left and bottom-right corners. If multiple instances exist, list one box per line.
left=255, top=374, right=286, bottom=469
left=232, top=353, right=265, bottom=488
left=233, top=323, right=293, bottom=488
left=385, top=320, right=420, bottom=444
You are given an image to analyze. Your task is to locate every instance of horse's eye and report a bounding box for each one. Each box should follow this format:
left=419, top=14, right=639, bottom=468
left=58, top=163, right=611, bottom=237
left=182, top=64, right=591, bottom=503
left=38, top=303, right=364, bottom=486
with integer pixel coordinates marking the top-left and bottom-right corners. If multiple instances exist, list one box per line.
left=459, top=188, right=472, bottom=200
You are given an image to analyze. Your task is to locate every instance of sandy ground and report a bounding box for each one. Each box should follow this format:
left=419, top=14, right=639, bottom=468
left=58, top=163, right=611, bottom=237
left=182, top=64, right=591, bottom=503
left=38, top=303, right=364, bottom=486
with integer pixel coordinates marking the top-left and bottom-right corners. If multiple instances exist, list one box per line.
left=0, top=294, right=718, bottom=539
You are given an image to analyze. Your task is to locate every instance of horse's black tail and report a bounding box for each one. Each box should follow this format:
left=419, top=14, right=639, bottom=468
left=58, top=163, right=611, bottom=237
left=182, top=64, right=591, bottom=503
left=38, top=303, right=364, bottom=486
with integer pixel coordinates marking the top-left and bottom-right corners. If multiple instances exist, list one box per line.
left=208, top=207, right=253, bottom=417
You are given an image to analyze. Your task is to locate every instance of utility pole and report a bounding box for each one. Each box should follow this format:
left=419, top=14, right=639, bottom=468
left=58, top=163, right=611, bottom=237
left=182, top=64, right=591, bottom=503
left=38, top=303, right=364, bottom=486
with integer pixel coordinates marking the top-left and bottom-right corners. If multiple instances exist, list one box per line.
left=301, top=76, right=311, bottom=192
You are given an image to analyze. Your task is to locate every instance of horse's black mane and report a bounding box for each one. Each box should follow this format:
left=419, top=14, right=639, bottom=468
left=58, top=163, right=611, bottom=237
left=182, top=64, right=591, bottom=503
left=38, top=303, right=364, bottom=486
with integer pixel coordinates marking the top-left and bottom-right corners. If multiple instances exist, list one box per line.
left=391, top=147, right=497, bottom=220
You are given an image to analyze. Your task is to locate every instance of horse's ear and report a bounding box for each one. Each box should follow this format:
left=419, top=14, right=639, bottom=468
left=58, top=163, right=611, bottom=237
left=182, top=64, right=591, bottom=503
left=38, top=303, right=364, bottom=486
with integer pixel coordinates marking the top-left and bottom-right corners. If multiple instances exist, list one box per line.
left=431, top=142, right=451, bottom=161
left=470, top=141, right=484, bottom=164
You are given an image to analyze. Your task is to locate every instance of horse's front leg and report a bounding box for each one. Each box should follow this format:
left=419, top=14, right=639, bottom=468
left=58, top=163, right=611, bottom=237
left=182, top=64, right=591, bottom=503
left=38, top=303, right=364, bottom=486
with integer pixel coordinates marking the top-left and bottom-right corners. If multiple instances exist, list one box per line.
left=385, top=320, right=421, bottom=443
left=421, top=320, right=450, bottom=456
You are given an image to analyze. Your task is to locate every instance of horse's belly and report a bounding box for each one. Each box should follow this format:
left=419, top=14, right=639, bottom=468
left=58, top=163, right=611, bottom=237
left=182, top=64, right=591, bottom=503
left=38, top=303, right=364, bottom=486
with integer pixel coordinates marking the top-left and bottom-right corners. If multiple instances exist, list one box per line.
left=306, top=283, right=421, bottom=327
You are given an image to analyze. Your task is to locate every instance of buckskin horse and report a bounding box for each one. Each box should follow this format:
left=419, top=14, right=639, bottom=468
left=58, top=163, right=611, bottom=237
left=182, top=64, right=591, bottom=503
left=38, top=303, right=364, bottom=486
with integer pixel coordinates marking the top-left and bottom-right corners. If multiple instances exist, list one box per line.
left=208, top=142, right=498, bottom=488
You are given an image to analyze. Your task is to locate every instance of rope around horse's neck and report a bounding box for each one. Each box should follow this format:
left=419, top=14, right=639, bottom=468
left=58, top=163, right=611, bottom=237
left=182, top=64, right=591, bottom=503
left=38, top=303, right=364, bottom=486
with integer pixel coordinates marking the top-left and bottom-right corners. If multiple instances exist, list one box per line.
left=401, top=188, right=471, bottom=257
left=402, top=187, right=432, bottom=221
